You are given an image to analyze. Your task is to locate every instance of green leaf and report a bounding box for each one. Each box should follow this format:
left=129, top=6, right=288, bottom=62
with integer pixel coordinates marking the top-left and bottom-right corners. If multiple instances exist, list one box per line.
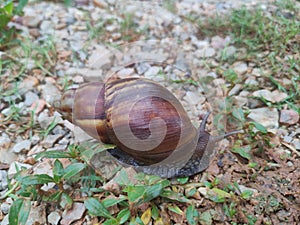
left=117, top=208, right=131, bottom=224
left=231, top=145, right=251, bottom=160
left=48, top=191, right=62, bottom=202
left=114, top=168, right=131, bottom=186
left=21, top=174, right=54, bottom=185
left=232, top=108, right=245, bottom=122
left=84, top=197, right=113, bottom=219
left=186, top=205, right=198, bottom=225
left=249, top=121, right=267, bottom=134
left=160, top=190, right=189, bottom=203
left=151, top=204, right=159, bottom=220
left=103, top=219, right=119, bottom=225
left=63, top=163, right=86, bottom=179
left=102, top=196, right=127, bottom=208
left=124, top=186, right=145, bottom=203
left=4, top=2, right=14, bottom=15
left=53, top=159, right=64, bottom=182
left=241, top=190, right=253, bottom=200
left=15, top=0, right=28, bottom=15
left=9, top=198, right=31, bottom=225
left=35, top=150, right=73, bottom=159
left=177, top=177, right=189, bottom=184
left=168, top=205, right=183, bottom=215
left=60, top=193, right=73, bottom=209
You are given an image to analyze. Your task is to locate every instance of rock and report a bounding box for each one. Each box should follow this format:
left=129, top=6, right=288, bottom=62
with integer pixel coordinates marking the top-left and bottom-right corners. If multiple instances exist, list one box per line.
left=40, top=20, right=54, bottom=35
left=228, top=84, right=243, bottom=96
left=195, top=47, right=216, bottom=58
left=0, top=133, right=11, bottom=149
left=0, top=148, right=17, bottom=164
left=0, top=202, right=10, bottom=214
left=22, top=15, right=42, bottom=28
left=8, top=162, right=32, bottom=178
left=292, top=139, right=300, bottom=150
left=40, top=83, right=61, bottom=105
left=88, top=45, right=112, bottom=69
left=117, top=68, right=135, bottom=78
left=30, top=99, right=46, bottom=114
left=198, top=187, right=208, bottom=197
left=211, top=35, right=230, bottom=49
left=224, top=46, right=236, bottom=57
left=279, top=109, right=299, bottom=125
left=252, top=68, right=261, bottom=77
left=233, top=96, right=248, bottom=107
left=19, top=76, right=39, bottom=95
left=52, top=125, right=66, bottom=135
left=245, top=77, right=258, bottom=86
left=144, top=66, right=163, bottom=81
left=12, top=140, right=31, bottom=153
left=48, top=211, right=61, bottom=225
left=38, top=111, right=62, bottom=129
left=1, top=215, right=9, bottom=225
left=25, top=204, right=47, bottom=225
left=135, top=62, right=151, bottom=74
left=283, top=135, right=293, bottom=143
left=247, top=107, right=279, bottom=132
left=65, top=68, right=104, bottom=81
left=238, top=185, right=258, bottom=195
left=24, top=91, right=39, bottom=106
left=0, top=170, right=8, bottom=191
left=42, top=134, right=63, bottom=148
left=61, top=203, right=85, bottom=225
left=93, top=0, right=108, bottom=8
left=31, top=135, right=41, bottom=145
left=232, top=62, right=248, bottom=75
left=253, top=89, right=287, bottom=103
left=184, top=91, right=206, bottom=105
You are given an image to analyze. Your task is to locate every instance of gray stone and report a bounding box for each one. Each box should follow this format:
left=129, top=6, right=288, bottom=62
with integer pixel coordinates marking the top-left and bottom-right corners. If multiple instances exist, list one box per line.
left=52, top=125, right=66, bottom=135
left=228, top=84, right=243, bottom=96
left=233, top=96, right=248, bottom=107
left=25, top=204, right=47, bottom=225
left=224, top=46, right=237, bottom=57
left=13, top=140, right=31, bottom=153
left=247, top=107, right=279, bottom=132
left=195, top=47, right=216, bottom=58
left=280, top=109, right=299, bottom=125
left=48, top=211, right=61, bottom=225
left=184, top=91, right=206, bottom=105
left=0, top=133, right=11, bottom=148
left=233, top=62, right=248, bottom=75
left=0, top=202, right=10, bottom=214
left=0, top=170, right=8, bottom=191
left=41, top=83, right=61, bottom=105
left=31, top=135, right=41, bottom=145
left=88, top=45, right=112, bottom=69
left=1, top=215, right=9, bottom=225
left=117, top=68, right=135, bottom=78
left=144, top=66, right=162, bottom=80
left=292, top=139, right=300, bottom=150
left=283, top=135, right=293, bottom=143
left=42, top=134, right=63, bottom=148
left=8, top=162, right=32, bottom=178
left=135, top=62, right=151, bottom=75
left=24, top=91, right=39, bottom=106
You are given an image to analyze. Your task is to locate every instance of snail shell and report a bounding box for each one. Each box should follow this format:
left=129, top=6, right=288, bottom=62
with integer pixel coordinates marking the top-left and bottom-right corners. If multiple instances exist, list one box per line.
left=57, top=78, right=239, bottom=178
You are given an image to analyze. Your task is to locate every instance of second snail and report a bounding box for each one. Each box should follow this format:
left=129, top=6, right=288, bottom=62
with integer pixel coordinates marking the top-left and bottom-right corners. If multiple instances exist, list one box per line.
left=55, top=77, right=239, bottom=178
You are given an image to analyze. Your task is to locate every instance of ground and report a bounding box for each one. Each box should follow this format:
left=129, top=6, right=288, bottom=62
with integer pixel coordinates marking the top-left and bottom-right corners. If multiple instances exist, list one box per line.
left=0, top=0, right=299, bottom=224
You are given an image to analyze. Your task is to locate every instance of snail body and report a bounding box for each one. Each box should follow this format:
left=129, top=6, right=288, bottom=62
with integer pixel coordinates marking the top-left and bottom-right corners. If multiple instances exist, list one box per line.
left=57, top=78, right=238, bottom=178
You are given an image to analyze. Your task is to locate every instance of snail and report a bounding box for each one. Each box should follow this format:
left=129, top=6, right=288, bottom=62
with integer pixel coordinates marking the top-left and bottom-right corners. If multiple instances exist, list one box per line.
left=56, top=77, right=239, bottom=178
